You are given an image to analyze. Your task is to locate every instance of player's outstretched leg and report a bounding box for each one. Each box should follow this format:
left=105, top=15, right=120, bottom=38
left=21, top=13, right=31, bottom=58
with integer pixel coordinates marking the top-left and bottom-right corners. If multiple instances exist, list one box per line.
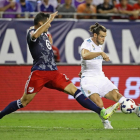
left=64, top=83, right=118, bottom=119
left=135, top=106, right=140, bottom=117
left=0, top=99, right=23, bottom=119
left=0, top=92, right=36, bottom=119
left=98, top=114, right=113, bottom=129
left=100, top=103, right=120, bottom=120
left=105, top=89, right=140, bottom=117
left=89, top=93, right=113, bottom=128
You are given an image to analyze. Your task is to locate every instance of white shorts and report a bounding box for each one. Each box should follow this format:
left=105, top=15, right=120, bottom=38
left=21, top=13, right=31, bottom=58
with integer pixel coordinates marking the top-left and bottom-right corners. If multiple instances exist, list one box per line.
left=81, top=76, right=117, bottom=97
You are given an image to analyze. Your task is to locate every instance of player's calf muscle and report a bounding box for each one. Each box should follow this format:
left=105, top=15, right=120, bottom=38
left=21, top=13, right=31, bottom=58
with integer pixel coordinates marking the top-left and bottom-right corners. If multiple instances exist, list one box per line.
left=21, top=92, right=37, bottom=107
left=105, top=90, right=122, bottom=102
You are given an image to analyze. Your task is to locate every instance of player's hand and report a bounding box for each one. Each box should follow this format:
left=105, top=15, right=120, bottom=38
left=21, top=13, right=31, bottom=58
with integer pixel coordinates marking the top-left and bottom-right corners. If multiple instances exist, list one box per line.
left=101, top=52, right=110, bottom=61
left=49, top=11, right=58, bottom=22
left=78, top=71, right=82, bottom=78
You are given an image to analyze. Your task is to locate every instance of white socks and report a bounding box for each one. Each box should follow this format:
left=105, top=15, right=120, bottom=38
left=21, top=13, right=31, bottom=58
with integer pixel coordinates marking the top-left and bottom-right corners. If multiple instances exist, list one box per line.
left=118, top=96, right=126, bottom=104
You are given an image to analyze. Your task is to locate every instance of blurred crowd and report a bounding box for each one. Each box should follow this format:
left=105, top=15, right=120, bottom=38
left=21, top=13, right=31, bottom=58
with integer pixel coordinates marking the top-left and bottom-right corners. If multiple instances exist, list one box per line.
left=0, top=0, right=140, bottom=19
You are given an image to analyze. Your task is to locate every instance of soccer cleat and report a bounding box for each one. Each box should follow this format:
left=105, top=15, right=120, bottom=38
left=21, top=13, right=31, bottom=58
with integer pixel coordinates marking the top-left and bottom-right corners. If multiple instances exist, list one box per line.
left=98, top=114, right=113, bottom=129
left=135, top=106, right=140, bottom=117
left=102, top=120, right=113, bottom=129
left=100, top=102, right=120, bottom=120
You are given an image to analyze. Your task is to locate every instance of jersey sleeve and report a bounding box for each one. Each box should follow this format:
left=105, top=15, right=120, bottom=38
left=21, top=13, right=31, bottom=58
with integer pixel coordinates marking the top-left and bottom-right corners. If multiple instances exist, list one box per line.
left=80, top=40, right=91, bottom=53
left=27, top=29, right=37, bottom=43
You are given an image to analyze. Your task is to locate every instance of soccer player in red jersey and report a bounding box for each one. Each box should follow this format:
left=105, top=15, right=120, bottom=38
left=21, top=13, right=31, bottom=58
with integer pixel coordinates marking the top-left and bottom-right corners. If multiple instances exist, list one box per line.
left=0, top=12, right=119, bottom=120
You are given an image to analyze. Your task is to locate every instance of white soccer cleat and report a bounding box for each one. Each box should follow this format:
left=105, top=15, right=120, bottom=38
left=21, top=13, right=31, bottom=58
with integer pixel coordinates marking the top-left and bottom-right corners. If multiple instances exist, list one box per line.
left=99, top=114, right=113, bottom=129
left=135, top=106, right=140, bottom=117
left=100, top=102, right=120, bottom=120
left=102, top=120, right=113, bottom=129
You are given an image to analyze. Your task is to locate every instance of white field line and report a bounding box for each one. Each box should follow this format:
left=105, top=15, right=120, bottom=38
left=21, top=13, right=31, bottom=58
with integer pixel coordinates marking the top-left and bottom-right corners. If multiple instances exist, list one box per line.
left=13, top=110, right=122, bottom=113
left=0, top=126, right=139, bottom=130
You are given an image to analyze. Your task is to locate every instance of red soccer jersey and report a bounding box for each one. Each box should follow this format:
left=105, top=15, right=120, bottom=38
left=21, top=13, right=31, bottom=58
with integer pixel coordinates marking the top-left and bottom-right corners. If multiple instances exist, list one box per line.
left=133, top=3, right=140, bottom=10
left=115, top=4, right=134, bottom=19
left=133, top=3, right=140, bottom=19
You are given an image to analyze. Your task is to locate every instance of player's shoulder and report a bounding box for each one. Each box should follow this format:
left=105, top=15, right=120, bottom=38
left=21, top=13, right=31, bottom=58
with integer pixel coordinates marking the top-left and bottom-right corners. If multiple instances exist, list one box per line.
left=27, top=27, right=36, bottom=34
left=84, top=38, right=92, bottom=44
left=84, top=38, right=92, bottom=42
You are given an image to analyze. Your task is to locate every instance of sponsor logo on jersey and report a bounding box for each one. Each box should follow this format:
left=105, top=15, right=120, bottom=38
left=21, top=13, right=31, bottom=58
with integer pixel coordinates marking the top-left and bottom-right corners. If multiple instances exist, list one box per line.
left=88, top=90, right=91, bottom=94
left=28, top=87, right=34, bottom=93
left=93, top=55, right=103, bottom=60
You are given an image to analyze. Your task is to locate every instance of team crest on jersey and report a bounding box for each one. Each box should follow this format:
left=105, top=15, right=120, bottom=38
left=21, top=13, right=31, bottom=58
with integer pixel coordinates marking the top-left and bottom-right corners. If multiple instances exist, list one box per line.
left=101, top=47, right=103, bottom=51
left=92, top=44, right=95, bottom=50
left=88, top=90, right=91, bottom=94
left=28, top=87, right=34, bottom=93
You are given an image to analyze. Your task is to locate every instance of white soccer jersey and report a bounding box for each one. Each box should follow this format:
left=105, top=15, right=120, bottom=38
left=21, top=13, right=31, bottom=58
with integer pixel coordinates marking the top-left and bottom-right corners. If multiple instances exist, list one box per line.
left=80, top=37, right=105, bottom=77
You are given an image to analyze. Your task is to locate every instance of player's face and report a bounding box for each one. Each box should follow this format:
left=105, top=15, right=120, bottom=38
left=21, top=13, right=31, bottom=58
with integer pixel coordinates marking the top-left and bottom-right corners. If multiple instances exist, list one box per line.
left=96, top=31, right=106, bottom=45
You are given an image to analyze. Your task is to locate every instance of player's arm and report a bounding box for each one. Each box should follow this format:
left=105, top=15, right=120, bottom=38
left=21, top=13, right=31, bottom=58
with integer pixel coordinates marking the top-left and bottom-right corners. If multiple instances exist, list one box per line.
left=81, top=49, right=110, bottom=61
left=31, top=11, right=58, bottom=40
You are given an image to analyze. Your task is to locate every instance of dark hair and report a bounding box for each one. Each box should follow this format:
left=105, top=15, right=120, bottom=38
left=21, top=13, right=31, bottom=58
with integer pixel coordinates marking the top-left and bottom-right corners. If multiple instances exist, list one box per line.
left=89, top=22, right=107, bottom=35
left=34, top=12, right=50, bottom=25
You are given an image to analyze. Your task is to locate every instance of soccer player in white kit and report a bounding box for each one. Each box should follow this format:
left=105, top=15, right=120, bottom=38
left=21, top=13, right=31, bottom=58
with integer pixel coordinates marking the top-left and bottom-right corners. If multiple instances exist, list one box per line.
left=80, top=22, right=140, bottom=129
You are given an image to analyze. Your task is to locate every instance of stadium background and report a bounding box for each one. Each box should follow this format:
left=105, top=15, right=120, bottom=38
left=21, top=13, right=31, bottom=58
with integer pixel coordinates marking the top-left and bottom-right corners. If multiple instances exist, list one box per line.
left=0, top=19, right=140, bottom=111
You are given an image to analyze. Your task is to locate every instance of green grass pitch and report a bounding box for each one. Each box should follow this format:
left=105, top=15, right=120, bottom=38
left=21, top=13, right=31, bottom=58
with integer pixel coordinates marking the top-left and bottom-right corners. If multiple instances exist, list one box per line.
left=0, top=112, right=140, bottom=140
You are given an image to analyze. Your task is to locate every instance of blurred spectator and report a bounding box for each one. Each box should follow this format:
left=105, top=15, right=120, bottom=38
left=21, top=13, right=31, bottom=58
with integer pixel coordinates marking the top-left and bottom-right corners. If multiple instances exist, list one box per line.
left=28, top=0, right=37, bottom=11
left=56, top=0, right=62, bottom=9
left=114, top=0, right=139, bottom=19
left=72, top=0, right=85, bottom=8
left=49, top=0, right=58, bottom=9
left=112, top=0, right=119, bottom=6
left=97, top=0, right=117, bottom=19
left=77, top=0, right=96, bottom=19
left=47, top=32, right=60, bottom=62
left=19, top=0, right=33, bottom=18
left=58, top=0, right=76, bottom=18
left=36, top=0, right=55, bottom=13
left=0, top=0, right=5, bottom=7
left=92, top=0, right=103, bottom=6
left=3, top=0, right=21, bottom=18
left=0, top=1, right=14, bottom=11
left=133, top=0, right=140, bottom=19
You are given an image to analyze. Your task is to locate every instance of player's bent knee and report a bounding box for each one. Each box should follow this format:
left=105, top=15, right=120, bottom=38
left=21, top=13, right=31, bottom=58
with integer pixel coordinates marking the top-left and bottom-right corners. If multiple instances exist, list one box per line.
left=64, top=83, right=77, bottom=96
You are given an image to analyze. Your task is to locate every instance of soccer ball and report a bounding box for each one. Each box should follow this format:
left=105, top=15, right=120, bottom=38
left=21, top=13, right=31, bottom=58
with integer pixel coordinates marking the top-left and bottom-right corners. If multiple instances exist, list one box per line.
left=121, top=98, right=136, bottom=114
